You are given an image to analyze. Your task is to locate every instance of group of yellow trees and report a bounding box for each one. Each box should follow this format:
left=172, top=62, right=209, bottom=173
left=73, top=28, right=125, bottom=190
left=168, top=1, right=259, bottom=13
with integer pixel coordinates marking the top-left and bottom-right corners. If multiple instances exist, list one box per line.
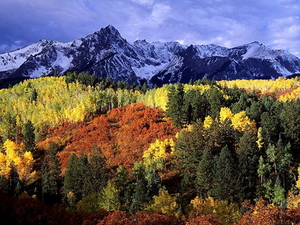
left=0, top=139, right=36, bottom=185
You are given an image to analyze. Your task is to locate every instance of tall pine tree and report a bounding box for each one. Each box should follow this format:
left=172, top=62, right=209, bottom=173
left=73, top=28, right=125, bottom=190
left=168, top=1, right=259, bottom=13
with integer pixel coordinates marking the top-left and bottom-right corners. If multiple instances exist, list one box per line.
left=212, top=145, right=236, bottom=202
left=196, top=148, right=214, bottom=199
left=22, top=120, right=35, bottom=153
left=236, top=126, right=259, bottom=203
left=166, top=84, right=185, bottom=127
left=83, top=147, right=108, bottom=196
left=42, top=142, right=61, bottom=203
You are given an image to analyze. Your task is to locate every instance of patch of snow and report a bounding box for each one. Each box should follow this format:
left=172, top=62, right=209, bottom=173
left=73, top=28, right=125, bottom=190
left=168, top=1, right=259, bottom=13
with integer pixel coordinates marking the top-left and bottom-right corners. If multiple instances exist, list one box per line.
left=30, top=66, right=48, bottom=78
left=195, top=44, right=229, bottom=58
left=242, top=42, right=279, bottom=60
left=132, top=63, right=168, bottom=80
left=0, top=41, right=49, bottom=71
left=53, top=51, right=73, bottom=73
left=272, top=62, right=293, bottom=77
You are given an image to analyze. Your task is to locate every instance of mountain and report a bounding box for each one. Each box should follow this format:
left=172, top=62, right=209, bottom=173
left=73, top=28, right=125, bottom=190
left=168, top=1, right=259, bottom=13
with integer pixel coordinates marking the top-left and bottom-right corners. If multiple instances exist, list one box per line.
left=1, top=25, right=300, bottom=86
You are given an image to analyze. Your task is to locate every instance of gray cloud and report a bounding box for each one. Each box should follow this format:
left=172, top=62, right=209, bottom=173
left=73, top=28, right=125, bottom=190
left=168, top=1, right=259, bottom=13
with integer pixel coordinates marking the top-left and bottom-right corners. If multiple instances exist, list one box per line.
left=0, top=0, right=299, bottom=57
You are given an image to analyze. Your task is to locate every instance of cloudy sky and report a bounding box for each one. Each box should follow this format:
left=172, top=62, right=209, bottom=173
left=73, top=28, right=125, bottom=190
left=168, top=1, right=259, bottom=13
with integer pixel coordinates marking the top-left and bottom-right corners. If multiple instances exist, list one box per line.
left=1, top=0, right=300, bottom=57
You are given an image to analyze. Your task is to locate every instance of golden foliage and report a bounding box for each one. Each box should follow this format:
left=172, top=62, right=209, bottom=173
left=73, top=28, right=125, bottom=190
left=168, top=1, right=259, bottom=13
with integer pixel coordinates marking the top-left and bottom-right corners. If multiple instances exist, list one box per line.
left=190, top=196, right=240, bottom=225
left=144, top=188, right=180, bottom=217
left=0, top=139, right=36, bottom=184
left=142, top=138, right=175, bottom=170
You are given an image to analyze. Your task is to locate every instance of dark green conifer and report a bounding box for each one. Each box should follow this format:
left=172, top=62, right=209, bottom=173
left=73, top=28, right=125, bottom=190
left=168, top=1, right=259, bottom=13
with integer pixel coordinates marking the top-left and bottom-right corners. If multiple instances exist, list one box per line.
left=83, top=147, right=108, bottom=196
left=130, top=162, right=147, bottom=213
left=236, top=126, right=259, bottom=203
left=42, top=142, right=61, bottom=203
left=22, top=120, right=35, bottom=153
left=166, top=84, right=185, bottom=127
left=196, top=148, right=214, bottom=199
left=212, top=145, right=236, bottom=202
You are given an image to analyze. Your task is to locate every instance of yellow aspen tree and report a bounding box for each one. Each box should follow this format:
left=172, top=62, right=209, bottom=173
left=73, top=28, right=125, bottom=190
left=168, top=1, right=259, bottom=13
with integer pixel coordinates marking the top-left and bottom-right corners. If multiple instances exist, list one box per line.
left=1, top=139, right=36, bottom=185
left=231, top=111, right=253, bottom=131
left=256, top=127, right=264, bottom=149
left=287, top=190, right=300, bottom=209
left=190, top=196, right=240, bottom=225
left=203, top=115, right=213, bottom=129
left=219, top=107, right=233, bottom=122
left=144, top=188, right=180, bottom=217
left=143, top=138, right=175, bottom=170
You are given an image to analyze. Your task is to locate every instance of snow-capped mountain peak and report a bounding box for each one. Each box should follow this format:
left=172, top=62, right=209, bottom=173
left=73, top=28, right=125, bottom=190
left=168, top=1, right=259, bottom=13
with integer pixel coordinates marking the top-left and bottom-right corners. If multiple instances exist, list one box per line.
left=1, top=25, right=300, bottom=85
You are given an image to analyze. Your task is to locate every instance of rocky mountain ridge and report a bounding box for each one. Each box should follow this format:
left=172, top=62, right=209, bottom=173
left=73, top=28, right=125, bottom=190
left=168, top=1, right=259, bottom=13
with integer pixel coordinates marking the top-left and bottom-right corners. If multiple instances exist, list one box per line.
left=1, top=25, right=300, bottom=86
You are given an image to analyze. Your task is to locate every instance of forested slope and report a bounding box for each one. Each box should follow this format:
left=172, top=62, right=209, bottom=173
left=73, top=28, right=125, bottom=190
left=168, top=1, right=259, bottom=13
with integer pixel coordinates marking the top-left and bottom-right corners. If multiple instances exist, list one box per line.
left=1, top=74, right=300, bottom=224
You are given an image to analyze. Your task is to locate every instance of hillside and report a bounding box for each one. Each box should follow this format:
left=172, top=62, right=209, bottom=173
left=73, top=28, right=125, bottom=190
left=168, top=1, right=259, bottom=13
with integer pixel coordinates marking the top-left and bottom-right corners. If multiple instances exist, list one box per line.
left=1, top=76, right=300, bottom=224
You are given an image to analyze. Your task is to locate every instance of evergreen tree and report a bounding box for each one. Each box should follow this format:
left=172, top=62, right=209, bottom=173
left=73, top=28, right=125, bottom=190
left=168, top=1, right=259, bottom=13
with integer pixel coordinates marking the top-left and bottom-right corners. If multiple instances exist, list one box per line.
left=83, top=147, right=108, bottom=196
left=22, top=120, right=35, bottom=153
left=8, top=165, right=23, bottom=196
left=175, top=121, right=205, bottom=191
left=212, top=145, right=236, bottom=202
left=281, top=99, right=300, bottom=158
left=130, top=162, right=148, bottom=213
left=183, top=89, right=209, bottom=124
left=236, top=126, right=259, bottom=203
left=42, top=142, right=61, bottom=203
left=30, top=88, right=38, bottom=102
left=166, top=84, right=185, bottom=127
left=206, top=86, right=223, bottom=119
left=115, top=166, right=132, bottom=209
left=99, top=181, right=120, bottom=211
left=0, top=175, right=9, bottom=193
left=63, top=154, right=78, bottom=199
left=63, top=153, right=88, bottom=202
left=232, top=91, right=249, bottom=113
left=196, top=148, right=214, bottom=199
left=246, top=100, right=263, bottom=124
left=145, top=169, right=161, bottom=200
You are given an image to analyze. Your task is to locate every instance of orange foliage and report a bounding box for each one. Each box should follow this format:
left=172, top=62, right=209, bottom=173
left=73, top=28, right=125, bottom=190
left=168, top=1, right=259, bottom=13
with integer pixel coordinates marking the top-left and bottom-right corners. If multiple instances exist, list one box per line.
left=239, top=198, right=300, bottom=225
left=97, top=211, right=183, bottom=225
left=41, top=103, right=178, bottom=172
left=187, top=213, right=222, bottom=225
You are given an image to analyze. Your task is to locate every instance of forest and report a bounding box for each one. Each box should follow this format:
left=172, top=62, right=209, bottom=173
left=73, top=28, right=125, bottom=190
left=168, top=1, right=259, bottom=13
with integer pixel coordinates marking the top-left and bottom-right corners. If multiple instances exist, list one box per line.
left=1, top=72, right=300, bottom=224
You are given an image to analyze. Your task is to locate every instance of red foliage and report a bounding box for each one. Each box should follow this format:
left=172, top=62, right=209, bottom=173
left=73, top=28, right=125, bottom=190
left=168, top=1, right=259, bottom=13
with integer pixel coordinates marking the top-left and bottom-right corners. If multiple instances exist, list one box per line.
left=186, top=214, right=222, bottom=225
left=239, top=198, right=293, bottom=225
left=97, top=211, right=130, bottom=225
left=96, top=211, right=184, bottom=225
left=43, top=103, right=178, bottom=172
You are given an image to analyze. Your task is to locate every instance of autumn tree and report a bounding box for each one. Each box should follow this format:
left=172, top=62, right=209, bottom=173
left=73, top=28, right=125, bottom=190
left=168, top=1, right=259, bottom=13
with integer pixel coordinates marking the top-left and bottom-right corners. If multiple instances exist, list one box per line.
left=144, top=188, right=180, bottom=217
left=190, top=196, right=240, bottom=225
left=99, top=181, right=120, bottom=211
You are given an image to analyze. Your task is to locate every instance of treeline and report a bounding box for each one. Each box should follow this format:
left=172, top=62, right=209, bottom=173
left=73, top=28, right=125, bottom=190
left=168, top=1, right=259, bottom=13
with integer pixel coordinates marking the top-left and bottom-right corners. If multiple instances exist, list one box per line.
left=1, top=75, right=300, bottom=224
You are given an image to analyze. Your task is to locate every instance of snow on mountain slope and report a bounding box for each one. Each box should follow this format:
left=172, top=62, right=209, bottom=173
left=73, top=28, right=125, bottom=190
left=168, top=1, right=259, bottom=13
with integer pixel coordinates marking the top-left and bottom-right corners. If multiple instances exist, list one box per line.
left=1, top=25, right=300, bottom=85
left=0, top=40, right=52, bottom=71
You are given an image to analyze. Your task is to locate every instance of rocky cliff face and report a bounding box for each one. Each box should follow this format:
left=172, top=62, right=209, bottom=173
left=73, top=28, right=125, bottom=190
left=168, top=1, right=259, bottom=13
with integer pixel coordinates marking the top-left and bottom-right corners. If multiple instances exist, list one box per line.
left=1, top=25, right=300, bottom=86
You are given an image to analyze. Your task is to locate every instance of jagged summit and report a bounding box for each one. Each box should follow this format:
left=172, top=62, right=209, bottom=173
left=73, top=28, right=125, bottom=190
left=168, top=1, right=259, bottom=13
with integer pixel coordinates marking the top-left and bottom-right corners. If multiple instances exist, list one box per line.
left=1, top=25, right=300, bottom=86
